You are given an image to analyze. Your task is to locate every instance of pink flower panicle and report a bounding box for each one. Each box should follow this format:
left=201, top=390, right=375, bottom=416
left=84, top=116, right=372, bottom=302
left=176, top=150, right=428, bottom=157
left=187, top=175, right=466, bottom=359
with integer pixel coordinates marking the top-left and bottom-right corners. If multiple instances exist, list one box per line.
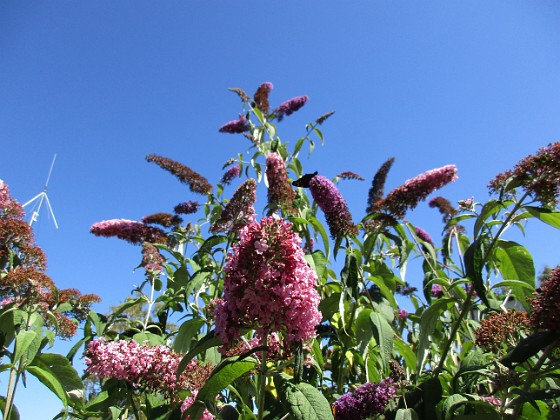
left=308, top=175, right=357, bottom=238
left=220, top=165, right=241, bottom=185
left=90, top=219, right=167, bottom=245
left=489, top=142, right=560, bottom=207
left=374, top=165, right=458, bottom=219
left=141, top=242, right=164, bottom=273
left=366, top=157, right=396, bottom=214
left=398, top=309, right=408, bottom=320
left=274, top=95, right=308, bottom=121
left=85, top=339, right=212, bottom=401
left=252, top=82, right=274, bottom=115
left=265, top=152, right=296, bottom=216
left=180, top=391, right=215, bottom=419
left=146, top=154, right=212, bottom=195
left=218, top=116, right=250, bottom=134
left=211, top=179, right=257, bottom=233
left=214, top=216, right=321, bottom=349
left=174, top=201, right=200, bottom=215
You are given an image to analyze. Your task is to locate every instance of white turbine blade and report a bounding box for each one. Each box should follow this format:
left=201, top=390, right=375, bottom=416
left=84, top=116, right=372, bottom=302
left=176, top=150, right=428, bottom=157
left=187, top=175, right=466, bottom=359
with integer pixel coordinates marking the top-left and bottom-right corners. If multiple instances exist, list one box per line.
left=43, top=194, right=59, bottom=229
left=22, top=192, right=44, bottom=208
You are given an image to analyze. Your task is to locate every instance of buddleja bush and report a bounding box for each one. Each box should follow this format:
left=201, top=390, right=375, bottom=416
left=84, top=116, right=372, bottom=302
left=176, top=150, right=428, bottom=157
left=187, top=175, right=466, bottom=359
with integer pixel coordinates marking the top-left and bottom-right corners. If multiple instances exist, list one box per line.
left=0, top=181, right=100, bottom=419
left=77, top=82, right=560, bottom=420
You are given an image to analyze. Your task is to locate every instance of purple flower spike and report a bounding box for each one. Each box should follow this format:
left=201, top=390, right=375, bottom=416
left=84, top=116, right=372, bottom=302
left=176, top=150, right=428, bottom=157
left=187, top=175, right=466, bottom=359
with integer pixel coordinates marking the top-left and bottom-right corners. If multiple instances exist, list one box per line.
left=414, top=226, right=434, bottom=247
left=332, top=379, right=397, bottom=420
left=431, top=284, right=443, bottom=298
left=309, top=175, right=357, bottom=238
left=374, top=164, right=458, bottom=219
left=274, top=95, right=308, bottom=121
left=266, top=152, right=296, bottom=215
left=90, top=219, right=166, bottom=245
left=219, top=116, right=250, bottom=134
left=174, top=201, right=200, bottom=215
left=220, top=165, right=241, bottom=185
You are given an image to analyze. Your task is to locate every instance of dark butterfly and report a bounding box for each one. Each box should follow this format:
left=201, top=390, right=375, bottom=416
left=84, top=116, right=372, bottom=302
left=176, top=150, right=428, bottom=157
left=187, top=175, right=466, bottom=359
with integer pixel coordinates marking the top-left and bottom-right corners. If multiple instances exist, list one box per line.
left=292, top=172, right=318, bottom=188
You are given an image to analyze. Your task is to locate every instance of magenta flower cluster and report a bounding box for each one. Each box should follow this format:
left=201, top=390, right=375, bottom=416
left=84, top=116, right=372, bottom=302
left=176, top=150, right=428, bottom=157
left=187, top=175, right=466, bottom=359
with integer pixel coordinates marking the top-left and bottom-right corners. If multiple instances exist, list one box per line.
left=180, top=391, right=214, bottom=420
left=274, top=95, right=308, bottom=121
left=332, top=379, right=397, bottom=420
left=90, top=219, right=166, bottom=245
left=374, top=165, right=458, bottom=219
left=414, top=226, right=434, bottom=247
left=220, top=165, right=241, bottom=185
left=308, top=175, right=357, bottom=238
left=219, top=116, right=249, bottom=134
left=85, top=339, right=211, bottom=400
left=214, top=216, right=321, bottom=348
left=266, top=152, right=296, bottom=215
left=431, top=283, right=444, bottom=298
left=174, top=201, right=200, bottom=215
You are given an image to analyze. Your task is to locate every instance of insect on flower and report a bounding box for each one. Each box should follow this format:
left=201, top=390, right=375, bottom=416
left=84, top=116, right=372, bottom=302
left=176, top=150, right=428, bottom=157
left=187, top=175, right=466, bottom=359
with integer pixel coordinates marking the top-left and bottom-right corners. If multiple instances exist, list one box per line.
left=292, top=172, right=318, bottom=188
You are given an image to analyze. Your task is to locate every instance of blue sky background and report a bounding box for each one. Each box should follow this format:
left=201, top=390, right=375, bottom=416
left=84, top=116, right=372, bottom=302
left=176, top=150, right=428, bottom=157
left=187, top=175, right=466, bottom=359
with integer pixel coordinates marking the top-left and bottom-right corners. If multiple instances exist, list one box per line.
left=2, top=2, right=560, bottom=417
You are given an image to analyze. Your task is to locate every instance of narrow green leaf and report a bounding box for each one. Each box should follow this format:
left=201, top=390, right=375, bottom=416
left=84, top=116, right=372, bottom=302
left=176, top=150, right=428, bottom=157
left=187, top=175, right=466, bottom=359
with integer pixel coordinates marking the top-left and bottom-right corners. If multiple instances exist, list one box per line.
left=369, top=312, right=394, bottom=368
left=177, top=330, right=221, bottom=376
left=354, top=309, right=373, bottom=353
left=416, top=298, right=454, bottom=372
left=0, top=396, right=20, bottom=420
left=26, top=365, right=68, bottom=406
left=464, top=239, right=489, bottom=307
left=394, top=338, right=417, bottom=374
left=524, top=206, right=560, bottom=229
left=30, top=353, right=84, bottom=404
left=133, top=332, right=165, bottom=346
left=173, top=318, right=205, bottom=353
left=395, top=408, right=420, bottom=420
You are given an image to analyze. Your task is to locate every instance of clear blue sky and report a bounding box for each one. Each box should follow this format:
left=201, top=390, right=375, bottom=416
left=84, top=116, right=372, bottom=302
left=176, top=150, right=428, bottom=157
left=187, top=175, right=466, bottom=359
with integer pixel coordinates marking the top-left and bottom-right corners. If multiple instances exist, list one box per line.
left=2, top=2, right=560, bottom=417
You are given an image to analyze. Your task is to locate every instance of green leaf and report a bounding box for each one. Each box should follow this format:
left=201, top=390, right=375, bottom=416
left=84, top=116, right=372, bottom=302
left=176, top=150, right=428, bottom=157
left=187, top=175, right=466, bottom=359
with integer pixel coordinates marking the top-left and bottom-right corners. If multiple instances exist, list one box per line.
left=464, top=239, right=489, bottom=307
left=84, top=390, right=109, bottom=410
left=280, top=380, right=334, bottom=420
left=177, top=330, right=222, bottom=376
left=133, top=332, right=165, bottom=346
left=309, top=216, right=330, bottom=259
left=369, top=312, right=394, bottom=369
left=524, top=206, right=560, bottom=229
left=395, top=408, right=420, bottom=420
left=341, top=252, right=360, bottom=298
left=354, top=309, right=373, bottom=353
left=13, top=330, right=37, bottom=365
left=186, top=358, right=256, bottom=419
left=493, top=240, right=535, bottom=308
left=416, top=298, right=454, bottom=372
left=501, top=331, right=559, bottom=368
left=29, top=353, right=84, bottom=404
left=474, top=200, right=503, bottom=237
left=311, top=250, right=327, bottom=281
left=88, top=311, right=107, bottom=336
left=173, top=318, right=205, bottom=353
left=394, top=338, right=417, bottom=374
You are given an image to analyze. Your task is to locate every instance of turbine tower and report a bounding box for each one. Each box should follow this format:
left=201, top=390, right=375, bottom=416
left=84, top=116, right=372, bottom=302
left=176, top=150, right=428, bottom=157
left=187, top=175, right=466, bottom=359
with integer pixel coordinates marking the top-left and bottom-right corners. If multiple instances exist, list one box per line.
left=22, top=154, right=59, bottom=229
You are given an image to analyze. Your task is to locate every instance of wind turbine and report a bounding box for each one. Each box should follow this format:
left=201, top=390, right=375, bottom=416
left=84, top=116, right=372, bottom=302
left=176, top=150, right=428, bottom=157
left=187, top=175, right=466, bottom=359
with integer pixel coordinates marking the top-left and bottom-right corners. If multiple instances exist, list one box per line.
left=22, top=154, right=59, bottom=229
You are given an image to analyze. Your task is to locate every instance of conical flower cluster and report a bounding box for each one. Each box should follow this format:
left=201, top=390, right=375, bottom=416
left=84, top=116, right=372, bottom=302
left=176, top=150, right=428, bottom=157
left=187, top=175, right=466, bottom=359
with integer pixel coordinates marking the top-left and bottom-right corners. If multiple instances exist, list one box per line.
left=214, top=216, right=321, bottom=348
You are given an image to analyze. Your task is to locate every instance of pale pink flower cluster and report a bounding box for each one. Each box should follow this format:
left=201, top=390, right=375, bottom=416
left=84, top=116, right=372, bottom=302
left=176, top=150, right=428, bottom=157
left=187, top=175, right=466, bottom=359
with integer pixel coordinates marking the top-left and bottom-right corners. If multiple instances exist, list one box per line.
left=180, top=391, right=215, bottom=420
left=90, top=219, right=166, bottom=245
left=215, top=217, right=321, bottom=348
left=85, top=339, right=210, bottom=400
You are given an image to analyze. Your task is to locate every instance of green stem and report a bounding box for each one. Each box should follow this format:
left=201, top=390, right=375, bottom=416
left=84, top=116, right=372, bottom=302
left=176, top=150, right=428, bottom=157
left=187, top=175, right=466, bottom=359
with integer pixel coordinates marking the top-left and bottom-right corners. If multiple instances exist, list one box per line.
left=257, top=346, right=268, bottom=420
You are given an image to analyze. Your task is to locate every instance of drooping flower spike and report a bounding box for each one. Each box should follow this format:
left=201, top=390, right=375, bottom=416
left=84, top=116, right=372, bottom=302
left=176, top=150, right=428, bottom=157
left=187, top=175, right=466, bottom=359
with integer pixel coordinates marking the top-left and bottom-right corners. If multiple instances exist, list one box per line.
left=90, top=219, right=167, bottom=245
left=211, top=179, right=257, bottom=233
left=366, top=157, right=395, bottom=214
left=146, top=154, right=212, bottom=195
left=266, top=152, right=296, bottom=215
left=274, top=95, right=308, bottom=121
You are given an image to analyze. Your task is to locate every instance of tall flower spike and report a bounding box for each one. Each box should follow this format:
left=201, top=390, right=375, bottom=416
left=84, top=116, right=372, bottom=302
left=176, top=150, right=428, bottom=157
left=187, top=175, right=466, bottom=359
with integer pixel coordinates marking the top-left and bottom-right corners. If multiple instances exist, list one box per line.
left=252, top=82, right=273, bottom=115
left=214, top=216, right=321, bottom=349
left=274, top=95, right=308, bottom=121
left=90, top=219, right=167, bottom=245
left=146, top=154, right=212, bottom=195
left=366, top=157, right=395, bottom=214
left=309, top=175, right=357, bottom=238
left=211, top=179, right=257, bottom=233
left=489, top=142, right=560, bottom=208
left=265, top=152, right=296, bottom=216
left=220, top=165, right=241, bottom=185
left=374, top=164, right=458, bottom=219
